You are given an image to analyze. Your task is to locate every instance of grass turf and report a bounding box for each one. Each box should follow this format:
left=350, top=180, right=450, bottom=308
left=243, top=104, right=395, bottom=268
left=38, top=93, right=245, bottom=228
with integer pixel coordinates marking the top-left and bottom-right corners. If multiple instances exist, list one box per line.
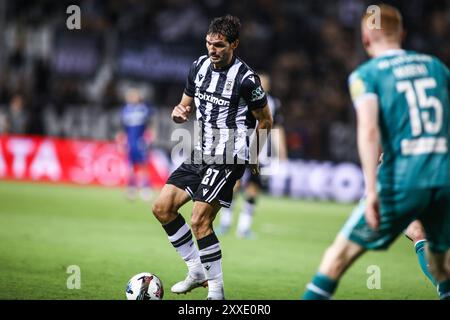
left=0, top=181, right=437, bottom=299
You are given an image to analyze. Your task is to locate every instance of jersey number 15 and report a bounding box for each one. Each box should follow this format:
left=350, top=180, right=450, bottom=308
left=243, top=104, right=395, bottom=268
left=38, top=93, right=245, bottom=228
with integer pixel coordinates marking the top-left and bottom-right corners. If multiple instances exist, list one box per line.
left=396, top=77, right=443, bottom=137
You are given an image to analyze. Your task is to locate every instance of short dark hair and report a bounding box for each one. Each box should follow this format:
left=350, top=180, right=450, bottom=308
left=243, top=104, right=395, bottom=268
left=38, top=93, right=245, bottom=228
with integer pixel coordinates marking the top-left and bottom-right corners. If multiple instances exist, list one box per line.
left=207, top=15, right=241, bottom=43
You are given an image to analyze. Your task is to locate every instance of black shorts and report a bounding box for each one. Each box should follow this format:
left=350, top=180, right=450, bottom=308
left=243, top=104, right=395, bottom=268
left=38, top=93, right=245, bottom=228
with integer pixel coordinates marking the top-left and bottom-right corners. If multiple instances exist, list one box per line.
left=167, top=162, right=246, bottom=208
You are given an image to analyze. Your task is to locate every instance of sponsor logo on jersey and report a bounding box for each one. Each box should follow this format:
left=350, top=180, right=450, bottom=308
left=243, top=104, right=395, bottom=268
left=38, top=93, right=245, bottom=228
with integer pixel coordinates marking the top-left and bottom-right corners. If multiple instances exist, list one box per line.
left=195, top=88, right=230, bottom=106
left=251, top=86, right=265, bottom=102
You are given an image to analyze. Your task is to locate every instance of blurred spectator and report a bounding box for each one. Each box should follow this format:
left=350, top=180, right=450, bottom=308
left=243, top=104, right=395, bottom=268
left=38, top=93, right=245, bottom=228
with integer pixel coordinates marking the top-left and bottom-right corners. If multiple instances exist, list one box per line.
left=0, top=104, right=8, bottom=133
left=116, top=88, right=156, bottom=201
left=6, top=94, right=29, bottom=134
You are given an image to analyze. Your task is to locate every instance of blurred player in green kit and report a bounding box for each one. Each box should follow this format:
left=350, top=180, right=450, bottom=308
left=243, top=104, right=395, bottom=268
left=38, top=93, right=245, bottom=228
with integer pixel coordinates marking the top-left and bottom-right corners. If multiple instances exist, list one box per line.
left=303, top=4, right=450, bottom=300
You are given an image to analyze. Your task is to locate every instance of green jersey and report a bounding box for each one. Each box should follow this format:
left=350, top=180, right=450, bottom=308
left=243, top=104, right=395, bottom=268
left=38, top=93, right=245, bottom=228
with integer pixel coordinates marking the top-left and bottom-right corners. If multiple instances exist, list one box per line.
left=349, top=50, right=450, bottom=190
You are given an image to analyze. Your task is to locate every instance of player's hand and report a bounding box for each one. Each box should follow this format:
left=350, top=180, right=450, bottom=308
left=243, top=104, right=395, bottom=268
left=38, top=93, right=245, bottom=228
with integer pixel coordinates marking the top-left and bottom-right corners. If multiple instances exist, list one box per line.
left=249, top=163, right=260, bottom=176
left=171, top=104, right=191, bottom=123
left=365, top=191, right=380, bottom=230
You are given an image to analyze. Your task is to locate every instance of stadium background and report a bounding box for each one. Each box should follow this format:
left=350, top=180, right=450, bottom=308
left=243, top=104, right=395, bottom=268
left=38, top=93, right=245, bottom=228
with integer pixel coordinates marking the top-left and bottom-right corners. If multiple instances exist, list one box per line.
left=0, top=0, right=448, bottom=300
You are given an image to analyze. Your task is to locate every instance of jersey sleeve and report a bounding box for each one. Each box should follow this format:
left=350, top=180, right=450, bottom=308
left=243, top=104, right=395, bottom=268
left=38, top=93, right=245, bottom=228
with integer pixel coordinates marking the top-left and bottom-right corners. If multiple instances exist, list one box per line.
left=184, top=60, right=197, bottom=97
left=241, top=74, right=268, bottom=110
left=348, top=66, right=378, bottom=109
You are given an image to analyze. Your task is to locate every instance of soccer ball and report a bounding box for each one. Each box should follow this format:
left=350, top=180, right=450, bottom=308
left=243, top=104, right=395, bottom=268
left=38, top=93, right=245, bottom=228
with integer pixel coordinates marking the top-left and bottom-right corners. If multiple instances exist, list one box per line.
left=125, top=272, right=164, bottom=300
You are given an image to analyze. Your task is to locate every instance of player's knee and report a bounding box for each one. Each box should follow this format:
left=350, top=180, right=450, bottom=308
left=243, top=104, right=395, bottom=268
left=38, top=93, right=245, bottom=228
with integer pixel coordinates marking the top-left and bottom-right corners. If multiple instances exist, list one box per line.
left=405, top=221, right=426, bottom=242
left=410, top=231, right=424, bottom=243
left=152, top=199, right=174, bottom=223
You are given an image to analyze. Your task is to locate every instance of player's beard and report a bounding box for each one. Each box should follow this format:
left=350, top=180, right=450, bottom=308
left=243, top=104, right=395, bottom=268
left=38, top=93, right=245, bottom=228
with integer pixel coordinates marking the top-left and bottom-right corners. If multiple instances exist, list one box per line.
left=210, top=52, right=230, bottom=68
left=209, top=54, right=221, bottom=64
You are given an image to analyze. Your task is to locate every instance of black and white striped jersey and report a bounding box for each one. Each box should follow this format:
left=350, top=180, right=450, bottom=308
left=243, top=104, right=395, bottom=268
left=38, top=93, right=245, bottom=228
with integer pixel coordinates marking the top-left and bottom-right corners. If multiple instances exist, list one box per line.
left=184, top=55, right=267, bottom=162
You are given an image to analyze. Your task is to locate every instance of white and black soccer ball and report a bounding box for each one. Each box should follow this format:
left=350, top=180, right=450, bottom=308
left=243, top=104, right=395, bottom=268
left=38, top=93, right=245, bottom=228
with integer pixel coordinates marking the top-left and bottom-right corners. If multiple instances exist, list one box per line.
left=125, top=272, right=164, bottom=300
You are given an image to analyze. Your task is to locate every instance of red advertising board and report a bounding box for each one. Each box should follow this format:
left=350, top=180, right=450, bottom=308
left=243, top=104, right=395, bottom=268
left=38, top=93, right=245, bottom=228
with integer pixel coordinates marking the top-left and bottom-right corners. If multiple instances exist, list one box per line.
left=0, top=135, right=170, bottom=187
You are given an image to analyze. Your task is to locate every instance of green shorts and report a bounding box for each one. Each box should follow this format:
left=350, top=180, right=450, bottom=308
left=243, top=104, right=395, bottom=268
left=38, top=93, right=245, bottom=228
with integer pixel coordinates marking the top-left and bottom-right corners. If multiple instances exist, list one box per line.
left=340, top=187, right=450, bottom=253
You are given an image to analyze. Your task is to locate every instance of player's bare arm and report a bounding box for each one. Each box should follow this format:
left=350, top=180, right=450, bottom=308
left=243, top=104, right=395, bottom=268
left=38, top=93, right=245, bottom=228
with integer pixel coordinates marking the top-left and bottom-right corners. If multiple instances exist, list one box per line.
left=171, top=94, right=193, bottom=123
left=356, top=97, right=380, bottom=230
left=249, top=104, right=273, bottom=174
left=252, top=104, right=273, bottom=130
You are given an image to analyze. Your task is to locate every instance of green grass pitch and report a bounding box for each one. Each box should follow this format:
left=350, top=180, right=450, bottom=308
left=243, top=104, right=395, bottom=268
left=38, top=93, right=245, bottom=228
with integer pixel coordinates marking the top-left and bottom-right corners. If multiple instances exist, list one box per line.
left=0, top=181, right=437, bottom=299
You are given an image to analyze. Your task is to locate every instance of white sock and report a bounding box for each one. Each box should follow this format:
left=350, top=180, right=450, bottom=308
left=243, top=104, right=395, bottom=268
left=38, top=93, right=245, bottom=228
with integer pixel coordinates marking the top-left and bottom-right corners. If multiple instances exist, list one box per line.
left=197, top=233, right=224, bottom=297
left=163, top=214, right=204, bottom=279
left=186, top=257, right=204, bottom=279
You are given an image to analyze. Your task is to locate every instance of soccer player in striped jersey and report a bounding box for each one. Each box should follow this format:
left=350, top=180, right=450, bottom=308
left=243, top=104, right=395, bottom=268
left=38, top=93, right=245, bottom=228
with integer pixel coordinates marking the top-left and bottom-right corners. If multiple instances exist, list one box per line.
left=303, top=4, right=450, bottom=300
left=151, top=15, right=273, bottom=300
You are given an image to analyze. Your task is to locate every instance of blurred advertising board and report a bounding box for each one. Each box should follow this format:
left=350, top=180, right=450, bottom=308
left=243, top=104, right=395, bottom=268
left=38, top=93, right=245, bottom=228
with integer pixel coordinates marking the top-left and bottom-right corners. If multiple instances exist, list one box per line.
left=0, top=135, right=364, bottom=203
left=0, top=135, right=169, bottom=187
